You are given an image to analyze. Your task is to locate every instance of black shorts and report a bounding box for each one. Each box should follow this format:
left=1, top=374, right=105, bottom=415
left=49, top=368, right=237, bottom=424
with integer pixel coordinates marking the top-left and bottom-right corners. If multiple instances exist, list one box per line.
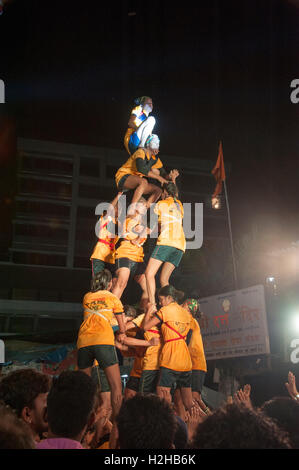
left=91, top=259, right=116, bottom=277
left=115, top=257, right=141, bottom=277
left=126, top=376, right=140, bottom=392
left=91, top=365, right=111, bottom=393
left=157, top=367, right=192, bottom=389
left=77, top=345, right=119, bottom=370
left=117, top=174, right=130, bottom=192
left=139, top=370, right=160, bottom=394
left=191, top=370, right=206, bottom=393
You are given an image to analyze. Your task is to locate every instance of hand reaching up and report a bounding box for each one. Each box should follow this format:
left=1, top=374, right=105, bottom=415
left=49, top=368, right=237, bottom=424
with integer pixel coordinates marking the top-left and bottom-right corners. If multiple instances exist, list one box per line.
left=285, top=371, right=298, bottom=400
left=185, top=403, right=207, bottom=443
left=233, top=384, right=253, bottom=409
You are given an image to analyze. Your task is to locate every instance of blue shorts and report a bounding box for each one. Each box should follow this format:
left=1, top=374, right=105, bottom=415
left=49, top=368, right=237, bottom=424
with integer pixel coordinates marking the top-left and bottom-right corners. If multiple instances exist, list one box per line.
left=128, top=132, right=141, bottom=154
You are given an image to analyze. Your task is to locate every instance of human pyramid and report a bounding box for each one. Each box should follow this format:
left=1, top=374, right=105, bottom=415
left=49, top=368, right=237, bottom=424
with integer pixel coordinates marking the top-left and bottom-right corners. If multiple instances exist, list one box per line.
left=76, top=96, right=208, bottom=432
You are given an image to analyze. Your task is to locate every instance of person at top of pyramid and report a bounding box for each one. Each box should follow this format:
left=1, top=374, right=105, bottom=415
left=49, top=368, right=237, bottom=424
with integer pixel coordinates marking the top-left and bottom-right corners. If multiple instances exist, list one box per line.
left=124, top=96, right=156, bottom=155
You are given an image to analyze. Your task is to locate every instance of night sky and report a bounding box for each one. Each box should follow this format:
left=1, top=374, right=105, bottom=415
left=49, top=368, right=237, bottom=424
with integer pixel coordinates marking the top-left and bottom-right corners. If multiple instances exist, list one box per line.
left=1, top=0, right=299, bottom=247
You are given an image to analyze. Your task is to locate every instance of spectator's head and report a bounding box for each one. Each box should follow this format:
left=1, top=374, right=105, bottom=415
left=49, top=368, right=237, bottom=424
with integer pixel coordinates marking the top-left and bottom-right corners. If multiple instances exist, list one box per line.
left=0, top=401, right=36, bottom=449
left=116, top=393, right=176, bottom=449
left=260, top=396, right=299, bottom=448
left=0, top=368, right=51, bottom=440
left=173, top=415, right=188, bottom=449
left=191, top=403, right=292, bottom=449
left=46, top=370, right=97, bottom=442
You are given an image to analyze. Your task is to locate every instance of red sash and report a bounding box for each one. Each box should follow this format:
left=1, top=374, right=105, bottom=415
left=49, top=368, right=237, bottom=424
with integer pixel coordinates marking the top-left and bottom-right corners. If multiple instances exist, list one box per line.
left=164, top=322, right=187, bottom=343
left=98, top=238, right=115, bottom=250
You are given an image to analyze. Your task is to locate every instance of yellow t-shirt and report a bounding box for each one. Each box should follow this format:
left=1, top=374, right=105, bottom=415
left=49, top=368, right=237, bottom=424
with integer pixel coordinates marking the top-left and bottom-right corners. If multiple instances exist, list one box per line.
left=188, top=317, right=207, bottom=372
left=90, top=215, right=119, bottom=264
left=125, top=314, right=146, bottom=378
left=115, top=148, right=163, bottom=186
left=156, top=302, right=192, bottom=372
left=154, top=197, right=186, bottom=252
left=115, top=217, right=146, bottom=263
left=77, top=290, right=124, bottom=349
left=138, top=314, right=163, bottom=372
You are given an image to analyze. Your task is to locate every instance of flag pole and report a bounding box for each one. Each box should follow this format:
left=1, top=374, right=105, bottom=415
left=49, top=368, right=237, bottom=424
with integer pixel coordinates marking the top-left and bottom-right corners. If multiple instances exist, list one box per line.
left=223, top=177, right=238, bottom=290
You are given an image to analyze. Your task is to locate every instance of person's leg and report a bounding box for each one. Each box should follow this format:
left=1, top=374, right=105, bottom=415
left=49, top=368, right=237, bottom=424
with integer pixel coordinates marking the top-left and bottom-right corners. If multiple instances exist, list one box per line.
left=134, top=273, right=149, bottom=312
left=103, top=363, right=123, bottom=450
left=122, top=175, right=149, bottom=206
left=124, top=387, right=137, bottom=400
left=91, top=259, right=105, bottom=280
left=136, top=116, right=156, bottom=148
left=123, top=175, right=162, bottom=210
left=112, top=267, right=131, bottom=299
left=157, top=386, right=173, bottom=405
left=145, top=257, right=163, bottom=306
left=159, top=261, right=176, bottom=287
left=79, top=366, right=92, bottom=376
left=103, top=363, right=123, bottom=422
left=173, top=388, right=187, bottom=421
left=191, top=371, right=208, bottom=412
left=180, top=387, right=194, bottom=414
left=77, top=346, right=94, bottom=376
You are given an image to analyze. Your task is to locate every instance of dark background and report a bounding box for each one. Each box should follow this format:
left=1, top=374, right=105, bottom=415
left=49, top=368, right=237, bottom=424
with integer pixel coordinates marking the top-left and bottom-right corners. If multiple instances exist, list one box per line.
left=0, top=0, right=299, bottom=253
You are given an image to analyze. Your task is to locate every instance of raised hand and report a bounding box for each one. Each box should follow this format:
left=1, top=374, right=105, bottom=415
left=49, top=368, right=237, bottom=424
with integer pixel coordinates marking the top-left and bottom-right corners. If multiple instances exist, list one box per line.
left=285, top=371, right=298, bottom=399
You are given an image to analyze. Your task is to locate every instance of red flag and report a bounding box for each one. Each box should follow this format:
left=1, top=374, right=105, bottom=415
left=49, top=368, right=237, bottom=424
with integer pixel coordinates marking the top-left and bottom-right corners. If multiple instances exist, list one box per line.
left=211, top=141, right=226, bottom=198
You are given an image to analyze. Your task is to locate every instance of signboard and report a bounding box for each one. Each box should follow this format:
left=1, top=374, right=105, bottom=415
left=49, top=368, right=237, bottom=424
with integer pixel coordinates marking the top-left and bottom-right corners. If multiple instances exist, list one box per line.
left=199, top=285, right=270, bottom=360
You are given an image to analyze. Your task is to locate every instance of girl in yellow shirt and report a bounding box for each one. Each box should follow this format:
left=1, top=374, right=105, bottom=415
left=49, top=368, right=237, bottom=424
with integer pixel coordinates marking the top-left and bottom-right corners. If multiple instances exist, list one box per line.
left=174, top=298, right=209, bottom=419
left=112, top=198, right=150, bottom=299
left=143, top=285, right=194, bottom=413
left=77, top=269, right=126, bottom=423
left=145, top=182, right=185, bottom=307
left=90, top=191, right=124, bottom=284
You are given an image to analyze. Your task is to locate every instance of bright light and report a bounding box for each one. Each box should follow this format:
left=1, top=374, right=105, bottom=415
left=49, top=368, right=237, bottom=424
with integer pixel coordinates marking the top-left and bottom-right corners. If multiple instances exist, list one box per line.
left=211, top=196, right=221, bottom=210
left=266, top=276, right=275, bottom=284
left=290, top=314, right=299, bottom=333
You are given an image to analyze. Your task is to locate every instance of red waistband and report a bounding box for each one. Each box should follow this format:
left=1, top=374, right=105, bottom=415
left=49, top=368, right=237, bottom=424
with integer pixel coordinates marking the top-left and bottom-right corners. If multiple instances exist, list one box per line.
left=98, top=238, right=115, bottom=250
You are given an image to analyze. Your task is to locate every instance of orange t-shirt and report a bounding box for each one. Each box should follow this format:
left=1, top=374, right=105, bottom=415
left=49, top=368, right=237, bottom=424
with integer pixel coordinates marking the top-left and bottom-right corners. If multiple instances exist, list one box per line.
left=115, top=217, right=146, bottom=263
left=77, top=290, right=124, bottom=349
left=155, top=302, right=192, bottom=372
left=141, top=314, right=163, bottom=372
left=154, top=197, right=186, bottom=252
left=115, top=148, right=163, bottom=186
left=188, top=317, right=207, bottom=372
left=90, top=215, right=118, bottom=264
left=126, top=314, right=145, bottom=378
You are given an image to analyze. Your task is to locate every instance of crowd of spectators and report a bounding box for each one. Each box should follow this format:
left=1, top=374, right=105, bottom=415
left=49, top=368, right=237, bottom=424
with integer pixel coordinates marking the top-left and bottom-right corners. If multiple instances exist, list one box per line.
left=0, top=366, right=298, bottom=449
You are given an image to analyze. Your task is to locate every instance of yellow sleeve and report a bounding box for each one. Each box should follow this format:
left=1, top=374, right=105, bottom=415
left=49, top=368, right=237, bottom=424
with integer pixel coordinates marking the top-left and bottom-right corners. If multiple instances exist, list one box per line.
left=179, top=200, right=184, bottom=217
left=113, top=296, right=124, bottom=315
left=133, top=148, right=146, bottom=161
left=152, top=158, right=163, bottom=170
left=155, top=307, right=164, bottom=323
left=153, top=201, right=161, bottom=216
left=133, top=314, right=145, bottom=328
